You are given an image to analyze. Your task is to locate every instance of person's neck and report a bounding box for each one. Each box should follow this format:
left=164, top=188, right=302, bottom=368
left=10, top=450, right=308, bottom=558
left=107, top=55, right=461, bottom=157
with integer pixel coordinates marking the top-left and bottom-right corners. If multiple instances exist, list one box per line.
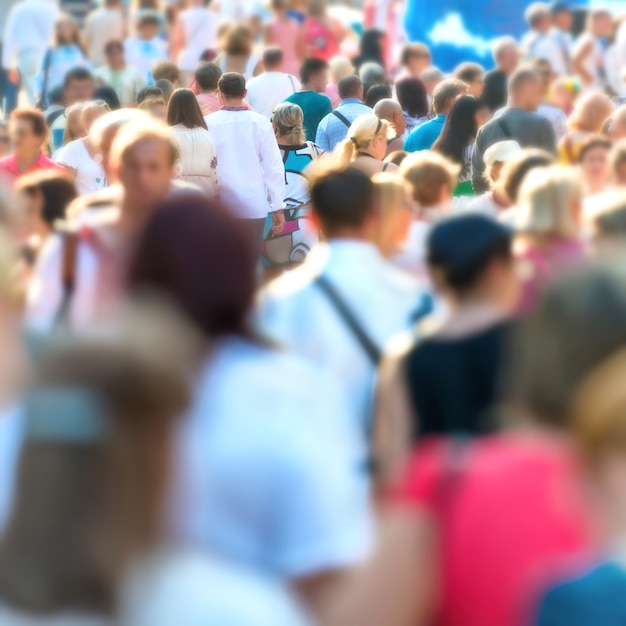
left=265, top=67, right=282, bottom=73
left=437, top=299, right=507, bottom=339
left=16, top=151, right=41, bottom=171
left=328, top=228, right=372, bottom=242
left=356, top=148, right=377, bottom=159
left=508, top=99, right=530, bottom=111
left=275, top=135, right=296, bottom=145
left=110, top=62, right=126, bottom=71
left=221, top=98, right=245, bottom=108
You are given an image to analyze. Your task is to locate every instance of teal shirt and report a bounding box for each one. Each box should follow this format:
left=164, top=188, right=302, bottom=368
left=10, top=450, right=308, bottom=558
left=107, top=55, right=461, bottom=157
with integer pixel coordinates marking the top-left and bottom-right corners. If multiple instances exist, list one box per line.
left=404, top=115, right=447, bottom=152
left=284, top=91, right=333, bottom=143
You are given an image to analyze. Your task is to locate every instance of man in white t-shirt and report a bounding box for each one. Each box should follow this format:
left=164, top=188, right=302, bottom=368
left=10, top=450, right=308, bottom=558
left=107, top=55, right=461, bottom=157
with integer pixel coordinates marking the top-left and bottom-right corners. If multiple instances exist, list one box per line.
left=245, top=47, right=301, bottom=118
left=26, top=122, right=180, bottom=332
left=257, top=166, right=430, bottom=440
left=83, top=0, right=126, bottom=67
left=124, top=12, right=168, bottom=84
left=520, top=3, right=566, bottom=76
left=205, top=72, right=285, bottom=247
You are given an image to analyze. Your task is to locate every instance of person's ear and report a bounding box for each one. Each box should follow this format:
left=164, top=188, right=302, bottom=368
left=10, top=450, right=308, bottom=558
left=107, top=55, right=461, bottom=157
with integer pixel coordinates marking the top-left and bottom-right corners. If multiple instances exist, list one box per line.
left=242, top=89, right=248, bottom=99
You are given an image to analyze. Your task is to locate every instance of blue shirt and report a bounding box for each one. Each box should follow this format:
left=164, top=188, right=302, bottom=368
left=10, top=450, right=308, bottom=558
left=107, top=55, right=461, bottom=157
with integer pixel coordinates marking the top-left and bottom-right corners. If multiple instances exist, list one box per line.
left=404, top=115, right=446, bottom=152
left=315, top=99, right=372, bottom=152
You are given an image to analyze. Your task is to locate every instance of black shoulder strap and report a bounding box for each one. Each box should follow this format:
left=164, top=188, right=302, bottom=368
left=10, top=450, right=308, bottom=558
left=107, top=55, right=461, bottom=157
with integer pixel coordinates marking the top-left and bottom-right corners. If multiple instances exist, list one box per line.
left=54, top=231, right=79, bottom=328
left=496, top=116, right=513, bottom=139
left=37, top=49, right=53, bottom=110
left=332, top=110, right=352, bottom=128
left=315, top=275, right=382, bottom=365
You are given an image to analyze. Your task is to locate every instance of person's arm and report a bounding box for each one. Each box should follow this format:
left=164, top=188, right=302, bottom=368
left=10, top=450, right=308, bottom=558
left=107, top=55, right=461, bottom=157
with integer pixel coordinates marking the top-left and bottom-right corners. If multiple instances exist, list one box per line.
left=2, top=7, right=18, bottom=75
left=472, top=128, right=488, bottom=194
left=572, top=39, right=594, bottom=85
left=316, top=117, right=331, bottom=152
left=260, top=121, right=287, bottom=215
left=263, top=22, right=273, bottom=46
left=296, top=23, right=307, bottom=62
left=170, top=18, right=184, bottom=63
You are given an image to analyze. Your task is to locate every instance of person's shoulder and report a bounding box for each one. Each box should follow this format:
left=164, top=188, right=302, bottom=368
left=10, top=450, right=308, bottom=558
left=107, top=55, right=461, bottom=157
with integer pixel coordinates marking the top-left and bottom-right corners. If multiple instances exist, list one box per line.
left=0, top=156, right=12, bottom=169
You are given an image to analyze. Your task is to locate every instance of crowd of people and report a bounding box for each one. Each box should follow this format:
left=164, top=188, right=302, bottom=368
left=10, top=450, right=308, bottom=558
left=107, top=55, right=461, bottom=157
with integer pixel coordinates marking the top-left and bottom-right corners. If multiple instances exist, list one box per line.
left=2, top=0, right=626, bottom=624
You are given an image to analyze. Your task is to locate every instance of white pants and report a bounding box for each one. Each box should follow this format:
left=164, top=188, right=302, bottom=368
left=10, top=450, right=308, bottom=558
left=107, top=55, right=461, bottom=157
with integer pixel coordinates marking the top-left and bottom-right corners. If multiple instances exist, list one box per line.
left=17, top=49, right=43, bottom=105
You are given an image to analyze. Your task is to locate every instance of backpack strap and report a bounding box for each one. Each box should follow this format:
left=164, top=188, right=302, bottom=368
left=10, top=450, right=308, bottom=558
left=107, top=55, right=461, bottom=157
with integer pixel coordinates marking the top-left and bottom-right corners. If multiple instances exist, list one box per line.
left=315, top=274, right=381, bottom=365
left=37, top=49, right=53, bottom=110
left=54, top=230, right=79, bottom=328
left=332, top=110, right=352, bottom=128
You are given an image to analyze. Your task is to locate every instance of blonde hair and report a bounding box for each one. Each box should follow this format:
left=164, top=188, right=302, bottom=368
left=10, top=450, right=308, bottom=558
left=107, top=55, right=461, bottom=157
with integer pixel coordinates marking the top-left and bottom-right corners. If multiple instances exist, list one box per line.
left=81, top=100, right=111, bottom=132
left=63, top=102, right=86, bottom=146
left=110, top=121, right=178, bottom=170
left=516, top=165, right=582, bottom=238
left=339, top=114, right=394, bottom=163
left=372, top=173, right=412, bottom=257
left=272, top=102, right=305, bottom=146
left=399, top=151, right=460, bottom=207
left=137, top=97, right=167, bottom=115
left=328, top=56, right=354, bottom=82
left=567, top=92, right=614, bottom=133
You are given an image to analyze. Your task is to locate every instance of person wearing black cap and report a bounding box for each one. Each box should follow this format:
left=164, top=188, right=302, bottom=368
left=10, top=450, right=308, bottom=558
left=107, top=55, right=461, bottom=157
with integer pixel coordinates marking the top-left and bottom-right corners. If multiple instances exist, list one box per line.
left=550, top=1, right=573, bottom=76
left=374, top=214, right=518, bottom=481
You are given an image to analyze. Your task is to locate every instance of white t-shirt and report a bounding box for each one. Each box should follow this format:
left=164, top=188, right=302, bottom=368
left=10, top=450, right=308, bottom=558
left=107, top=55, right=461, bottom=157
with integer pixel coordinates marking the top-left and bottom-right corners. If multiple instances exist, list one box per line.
left=84, top=8, right=126, bottom=67
left=55, top=138, right=107, bottom=196
left=177, top=7, right=219, bottom=71
left=169, top=337, right=372, bottom=577
left=245, top=72, right=301, bottom=118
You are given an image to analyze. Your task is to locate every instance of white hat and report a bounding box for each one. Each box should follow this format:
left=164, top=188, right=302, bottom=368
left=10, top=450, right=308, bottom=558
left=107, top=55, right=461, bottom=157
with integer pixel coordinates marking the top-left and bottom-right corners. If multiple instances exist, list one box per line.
left=483, top=140, right=522, bottom=167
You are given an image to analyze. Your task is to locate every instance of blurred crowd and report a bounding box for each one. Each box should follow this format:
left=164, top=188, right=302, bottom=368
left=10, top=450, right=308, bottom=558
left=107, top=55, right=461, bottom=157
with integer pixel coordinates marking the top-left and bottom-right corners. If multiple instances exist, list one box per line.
left=2, top=0, right=626, bottom=625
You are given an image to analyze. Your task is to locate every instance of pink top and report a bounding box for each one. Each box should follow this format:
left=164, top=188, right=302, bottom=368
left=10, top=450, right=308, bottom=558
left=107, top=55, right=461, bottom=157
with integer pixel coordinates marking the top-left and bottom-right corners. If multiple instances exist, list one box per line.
left=390, top=434, right=598, bottom=626
left=324, top=83, right=341, bottom=108
left=196, top=93, right=221, bottom=116
left=305, top=17, right=341, bottom=62
left=516, top=238, right=586, bottom=315
left=267, top=18, right=302, bottom=76
left=0, top=153, right=64, bottom=184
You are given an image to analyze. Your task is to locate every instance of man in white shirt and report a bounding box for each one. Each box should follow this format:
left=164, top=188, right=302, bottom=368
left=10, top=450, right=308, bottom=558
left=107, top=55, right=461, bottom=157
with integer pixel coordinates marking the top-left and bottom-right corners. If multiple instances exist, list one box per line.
left=83, top=0, right=126, bottom=67
left=205, top=72, right=285, bottom=248
left=245, top=47, right=301, bottom=119
left=26, top=122, right=179, bottom=331
left=520, top=3, right=566, bottom=76
left=549, top=2, right=573, bottom=76
left=124, top=12, right=168, bottom=84
left=256, top=166, right=430, bottom=440
left=94, top=40, right=145, bottom=107
left=2, top=0, right=60, bottom=106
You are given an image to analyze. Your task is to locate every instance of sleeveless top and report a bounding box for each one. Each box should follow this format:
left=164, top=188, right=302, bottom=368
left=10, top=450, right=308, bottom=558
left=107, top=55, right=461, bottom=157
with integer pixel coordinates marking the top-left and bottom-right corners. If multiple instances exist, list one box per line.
left=305, top=17, right=340, bottom=61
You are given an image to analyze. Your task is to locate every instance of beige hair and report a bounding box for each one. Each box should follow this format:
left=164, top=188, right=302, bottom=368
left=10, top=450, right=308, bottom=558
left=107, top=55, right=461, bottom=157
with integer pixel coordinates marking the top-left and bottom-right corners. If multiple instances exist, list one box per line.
left=516, top=165, right=582, bottom=238
left=372, top=173, right=412, bottom=257
left=81, top=101, right=111, bottom=132
left=328, top=55, right=355, bottom=82
left=399, top=151, right=460, bottom=207
left=109, top=121, right=178, bottom=169
left=272, top=102, right=306, bottom=146
left=610, top=139, right=626, bottom=184
left=63, top=102, right=86, bottom=146
left=338, top=114, right=394, bottom=163
left=432, top=78, right=468, bottom=115
left=568, top=92, right=614, bottom=133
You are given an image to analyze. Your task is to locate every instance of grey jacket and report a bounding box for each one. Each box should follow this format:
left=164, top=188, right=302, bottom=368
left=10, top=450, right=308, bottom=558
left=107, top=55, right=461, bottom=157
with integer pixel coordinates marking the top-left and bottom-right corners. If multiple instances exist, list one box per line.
left=472, top=107, right=556, bottom=194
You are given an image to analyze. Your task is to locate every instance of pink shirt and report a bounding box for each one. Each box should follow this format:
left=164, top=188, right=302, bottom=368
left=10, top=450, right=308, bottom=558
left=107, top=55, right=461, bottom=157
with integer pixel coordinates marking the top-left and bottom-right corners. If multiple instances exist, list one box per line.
left=0, top=153, right=64, bottom=184
left=267, top=18, right=302, bottom=76
left=390, top=435, right=598, bottom=626
left=196, top=93, right=221, bottom=116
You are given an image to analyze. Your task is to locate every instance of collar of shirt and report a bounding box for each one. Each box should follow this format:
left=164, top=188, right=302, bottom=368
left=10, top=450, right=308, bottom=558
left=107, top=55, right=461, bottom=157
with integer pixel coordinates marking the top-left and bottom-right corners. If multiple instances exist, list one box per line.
left=432, top=115, right=446, bottom=122
left=338, top=98, right=364, bottom=106
left=0, top=153, right=57, bottom=177
left=323, top=239, right=385, bottom=274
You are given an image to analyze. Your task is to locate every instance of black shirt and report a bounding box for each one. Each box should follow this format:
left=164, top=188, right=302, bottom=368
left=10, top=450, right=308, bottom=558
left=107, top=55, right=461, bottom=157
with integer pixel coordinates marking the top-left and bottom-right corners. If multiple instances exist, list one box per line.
left=405, top=321, right=512, bottom=439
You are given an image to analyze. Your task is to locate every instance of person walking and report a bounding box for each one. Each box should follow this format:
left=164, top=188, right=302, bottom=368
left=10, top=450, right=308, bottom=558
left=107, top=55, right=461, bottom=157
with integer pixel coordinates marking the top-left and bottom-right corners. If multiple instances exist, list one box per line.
left=0, top=0, right=20, bottom=117
left=83, top=0, right=126, bottom=68
left=204, top=72, right=285, bottom=247
left=168, top=88, right=219, bottom=198
left=2, top=0, right=60, bottom=106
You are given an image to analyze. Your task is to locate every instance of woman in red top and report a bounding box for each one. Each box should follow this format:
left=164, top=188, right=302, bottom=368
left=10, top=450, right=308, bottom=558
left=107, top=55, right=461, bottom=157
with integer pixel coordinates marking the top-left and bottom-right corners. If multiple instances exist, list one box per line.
left=305, top=0, right=347, bottom=61
left=0, top=108, right=63, bottom=185
left=377, top=264, right=626, bottom=626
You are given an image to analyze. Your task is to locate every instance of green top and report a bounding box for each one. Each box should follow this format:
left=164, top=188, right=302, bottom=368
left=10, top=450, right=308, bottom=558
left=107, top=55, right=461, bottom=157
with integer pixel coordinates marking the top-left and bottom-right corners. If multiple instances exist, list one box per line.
left=284, top=90, right=333, bottom=143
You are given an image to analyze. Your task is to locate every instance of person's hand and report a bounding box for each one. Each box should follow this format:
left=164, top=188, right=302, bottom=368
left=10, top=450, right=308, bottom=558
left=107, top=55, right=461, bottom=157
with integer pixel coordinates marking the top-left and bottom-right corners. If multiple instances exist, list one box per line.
left=272, top=210, right=286, bottom=235
left=7, top=69, right=19, bottom=85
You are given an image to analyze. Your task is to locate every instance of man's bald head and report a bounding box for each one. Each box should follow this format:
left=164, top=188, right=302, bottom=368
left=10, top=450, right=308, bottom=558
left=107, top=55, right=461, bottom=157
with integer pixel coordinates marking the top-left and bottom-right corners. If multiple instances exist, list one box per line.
left=374, top=99, right=406, bottom=136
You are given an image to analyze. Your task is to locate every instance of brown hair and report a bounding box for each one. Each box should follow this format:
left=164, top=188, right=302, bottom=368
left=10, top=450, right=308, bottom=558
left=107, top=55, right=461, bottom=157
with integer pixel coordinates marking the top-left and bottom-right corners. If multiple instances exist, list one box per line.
left=0, top=306, right=194, bottom=614
left=578, top=134, right=612, bottom=163
left=10, top=108, right=48, bottom=138
left=400, top=151, right=460, bottom=207
left=224, top=24, right=253, bottom=56
left=568, top=92, right=614, bottom=133
left=152, top=61, right=180, bottom=84
left=167, top=88, right=207, bottom=130
left=16, top=170, right=77, bottom=229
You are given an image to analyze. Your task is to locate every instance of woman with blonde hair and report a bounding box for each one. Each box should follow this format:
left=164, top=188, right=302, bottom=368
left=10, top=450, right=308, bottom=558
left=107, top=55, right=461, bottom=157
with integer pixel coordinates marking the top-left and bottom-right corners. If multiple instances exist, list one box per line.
left=325, top=55, right=354, bottom=107
left=214, top=24, right=262, bottom=80
left=515, top=165, right=586, bottom=314
left=51, top=103, right=86, bottom=160
left=558, top=92, right=614, bottom=164
left=55, top=101, right=110, bottom=196
left=339, top=114, right=398, bottom=176
left=372, top=173, right=414, bottom=258
left=261, top=102, right=323, bottom=271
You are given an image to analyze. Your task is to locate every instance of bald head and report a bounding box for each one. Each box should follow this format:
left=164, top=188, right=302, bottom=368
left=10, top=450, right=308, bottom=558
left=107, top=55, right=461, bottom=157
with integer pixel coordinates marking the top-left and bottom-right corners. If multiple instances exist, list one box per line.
left=374, top=98, right=406, bottom=136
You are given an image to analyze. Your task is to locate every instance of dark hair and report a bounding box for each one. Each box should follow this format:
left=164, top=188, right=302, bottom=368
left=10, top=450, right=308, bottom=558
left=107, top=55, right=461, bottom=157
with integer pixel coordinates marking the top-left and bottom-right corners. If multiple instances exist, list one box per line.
left=195, top=62, right=222, bottom=91
left=310, top=166, right=375, bottom=234
left=152, top=61, right=180, bottom=84
left=300, top=58, right=328, bottom=84
left=454, top=62, right=485, bottom=85
left=505, top=264, right=626, bottom=428
left=154, top=79, right=175, bottom=103
left=385, top=150, right=409, bottom=166
left=427, top=214, right=512, bottom=292
left=93, top=86, right=121, bottom=111
left=262, top=46, right=283, bottom=68
left=104, top=40, right=124, bottom=56
left=128, top=194, right=257, bottom=339
left=501, top=149, right=556, bottom=203
left=17, top=170, right=77, bottom=228
left=338, top=74, right=363, bottom=100
left=137, top=14, right=161, bottom=29
left=218, top=72, right=246, bottom=99
left=47, top=85, right=65, bottom=106
left=578, top=134, right=612, bottom=163
left=136, top=86, right=164, bottom=104
left=432, top=96, right=484, bottom=166
left=354, top=29, right=385, bottom=70
left=63, top=67, right=93, bottom=89
left=10, top=108, right=47, bottom=137
left=395, top=77, right=429, bottom=118
left=400, top=42, right=431, bottom=67
left=365, top=84, right=391, bottom=108
left=224, top=24, right=253, bottom=56
left=167, top=88, right=207, bottom=130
